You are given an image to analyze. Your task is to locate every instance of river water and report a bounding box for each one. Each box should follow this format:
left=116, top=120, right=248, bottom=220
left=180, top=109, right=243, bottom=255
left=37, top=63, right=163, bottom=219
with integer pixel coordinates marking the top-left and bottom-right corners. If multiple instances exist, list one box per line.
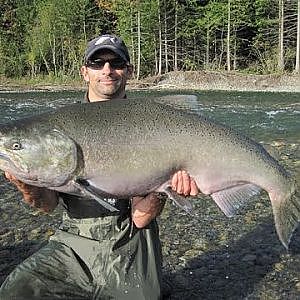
left=0, top=89, right=299, bottom=143
left=0, top=89, right=299, bottom=299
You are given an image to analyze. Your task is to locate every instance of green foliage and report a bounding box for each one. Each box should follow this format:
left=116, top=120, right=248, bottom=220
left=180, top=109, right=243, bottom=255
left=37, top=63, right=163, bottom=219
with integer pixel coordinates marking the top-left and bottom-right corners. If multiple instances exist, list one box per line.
left=0, top=0, right=38, bottom=76
left=111, top=0, right=160, bottom=76
left=1, top=0, right=300, bottom=79
left=0, top=0, right=115, bottom=78
left=246, top=47, right=279, bottom=74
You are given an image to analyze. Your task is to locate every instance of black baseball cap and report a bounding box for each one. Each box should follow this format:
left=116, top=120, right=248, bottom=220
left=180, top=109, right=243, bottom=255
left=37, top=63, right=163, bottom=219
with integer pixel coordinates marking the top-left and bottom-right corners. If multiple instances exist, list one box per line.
left=84, top=34, right=130, bottom=63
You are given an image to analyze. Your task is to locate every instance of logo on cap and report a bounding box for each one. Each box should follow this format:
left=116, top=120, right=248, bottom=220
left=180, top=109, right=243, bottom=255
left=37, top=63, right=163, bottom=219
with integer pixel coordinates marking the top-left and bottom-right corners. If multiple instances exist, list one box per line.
left=95, top=36, right=116, bottom=46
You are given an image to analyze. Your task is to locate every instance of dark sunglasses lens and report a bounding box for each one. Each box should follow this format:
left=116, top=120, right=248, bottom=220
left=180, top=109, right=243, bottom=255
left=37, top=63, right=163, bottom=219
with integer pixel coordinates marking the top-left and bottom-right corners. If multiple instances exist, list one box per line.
left=110, top=59, right=127, bottom=69
left=86, top=59, right=126, bottom=70
left=86, top=60, right=105, bottom=69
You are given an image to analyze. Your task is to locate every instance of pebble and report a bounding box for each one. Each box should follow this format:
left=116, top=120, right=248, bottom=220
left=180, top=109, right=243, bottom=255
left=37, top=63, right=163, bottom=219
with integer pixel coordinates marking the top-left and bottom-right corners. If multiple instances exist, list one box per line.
left=241, top=254, right=257, bottom=263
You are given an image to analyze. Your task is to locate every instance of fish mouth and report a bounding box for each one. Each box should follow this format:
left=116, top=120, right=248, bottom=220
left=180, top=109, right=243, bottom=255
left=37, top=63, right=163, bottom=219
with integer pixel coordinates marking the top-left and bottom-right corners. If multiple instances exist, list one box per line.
left=0, top=152, right=26, bottom=176
left=0, top=152, right=39, bottom=183
left=0, top=152, right=15, bottom=166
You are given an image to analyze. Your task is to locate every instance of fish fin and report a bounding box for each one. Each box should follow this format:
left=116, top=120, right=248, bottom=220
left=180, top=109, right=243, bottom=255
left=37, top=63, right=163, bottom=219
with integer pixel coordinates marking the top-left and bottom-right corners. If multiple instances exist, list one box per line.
left=211, top=183, right=261, bottom=217
left=262, top=143, right=281, bottom=160
left=72, top=179, right=119, bottom=212
left=154, top=94, right=199, bottom=112
left=271, top=184, right=300, bottom=249
left=162, top=186, right=194, bottom=214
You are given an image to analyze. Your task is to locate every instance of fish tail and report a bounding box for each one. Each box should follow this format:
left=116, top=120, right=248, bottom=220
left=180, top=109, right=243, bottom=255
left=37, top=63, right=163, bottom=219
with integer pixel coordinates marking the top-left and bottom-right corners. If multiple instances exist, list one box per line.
left=272, top=181, right=300, bottom=249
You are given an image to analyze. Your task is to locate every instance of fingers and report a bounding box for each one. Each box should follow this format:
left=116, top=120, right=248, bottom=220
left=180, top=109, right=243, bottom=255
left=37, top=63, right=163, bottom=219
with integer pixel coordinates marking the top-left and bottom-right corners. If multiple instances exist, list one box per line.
left=171, top=170, right=198, bottom=196
left=171, top=171, right=191, bottom=196
left=4, top=172, right=23, bottom=188
left=132, top=193, right=160, bottom=212
left=4, top=171, right=58, bottom=212
left=190, top=178, right=199, bottom=196
left=4, top=171, right=14, bottom=181
left=171, top=172, right=178, bottom=191
left=131, top=196, right=144, bottom=205
left=131, top=193, right=164, bottom=228
left=5, top=173, right=26, bottom=192
left=180, top=170, right=191, bottom=196
left=172, top=170, right=189, bottom=195
left=5, top=172, right=35, bottom=198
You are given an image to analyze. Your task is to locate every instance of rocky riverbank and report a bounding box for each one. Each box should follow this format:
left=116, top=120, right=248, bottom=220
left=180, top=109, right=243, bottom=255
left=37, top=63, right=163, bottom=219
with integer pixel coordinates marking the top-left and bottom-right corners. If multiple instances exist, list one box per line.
left=0, top=141, right=299, bottom=299
left=1, top=71, right=300, bottom=93
left=130, top=71, right=300, bottom=93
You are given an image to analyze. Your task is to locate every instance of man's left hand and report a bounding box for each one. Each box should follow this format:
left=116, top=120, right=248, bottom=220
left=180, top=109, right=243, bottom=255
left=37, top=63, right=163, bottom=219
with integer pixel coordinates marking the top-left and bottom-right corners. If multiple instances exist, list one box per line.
left=171, top=170, right=198, bottom=196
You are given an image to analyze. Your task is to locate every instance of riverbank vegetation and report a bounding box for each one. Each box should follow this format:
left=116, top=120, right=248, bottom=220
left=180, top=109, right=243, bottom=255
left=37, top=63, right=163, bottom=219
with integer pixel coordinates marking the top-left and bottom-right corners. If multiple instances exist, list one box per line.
left=1, top=0, right=300, bottom=83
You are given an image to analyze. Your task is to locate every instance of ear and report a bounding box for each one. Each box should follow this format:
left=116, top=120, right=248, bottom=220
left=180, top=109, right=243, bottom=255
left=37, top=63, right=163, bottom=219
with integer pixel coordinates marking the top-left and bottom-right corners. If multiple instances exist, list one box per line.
left=80, top=66, right=90, bottom=82
left=126, top=64, right=134, bottom=78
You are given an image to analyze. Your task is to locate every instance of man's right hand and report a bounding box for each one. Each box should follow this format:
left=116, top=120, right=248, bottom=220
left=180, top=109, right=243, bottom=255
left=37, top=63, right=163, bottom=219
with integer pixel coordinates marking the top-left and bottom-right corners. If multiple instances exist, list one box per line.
left=4, top=172, right=59, bottom=212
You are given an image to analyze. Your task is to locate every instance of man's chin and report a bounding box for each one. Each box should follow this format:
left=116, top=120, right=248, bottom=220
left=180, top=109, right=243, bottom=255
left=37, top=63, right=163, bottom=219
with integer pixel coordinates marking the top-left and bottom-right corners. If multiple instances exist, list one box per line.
left=99, top=84, right=122, bottom=96
left=98, top=85, right=116, bottom=94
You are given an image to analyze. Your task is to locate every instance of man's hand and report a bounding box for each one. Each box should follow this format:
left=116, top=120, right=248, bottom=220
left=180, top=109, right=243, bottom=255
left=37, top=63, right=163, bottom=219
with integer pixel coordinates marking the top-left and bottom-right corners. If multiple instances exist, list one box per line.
left=131, top=193, right=163, bottom=228
left=132, top=170, right=198, bottom=228
left=5, top=172, right=58, bottom=212
left=171, top=170, right=198, bottom=196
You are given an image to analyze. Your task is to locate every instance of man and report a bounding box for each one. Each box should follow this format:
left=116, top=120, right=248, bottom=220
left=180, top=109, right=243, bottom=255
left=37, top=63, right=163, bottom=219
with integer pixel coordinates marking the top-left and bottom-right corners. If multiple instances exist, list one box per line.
left=0, top=34, right=198, bottom=299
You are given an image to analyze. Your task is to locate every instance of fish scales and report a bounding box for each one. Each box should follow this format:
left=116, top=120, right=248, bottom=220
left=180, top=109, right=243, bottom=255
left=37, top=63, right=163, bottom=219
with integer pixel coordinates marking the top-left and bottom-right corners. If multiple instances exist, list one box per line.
left=0, top=98, right=298, bottom=248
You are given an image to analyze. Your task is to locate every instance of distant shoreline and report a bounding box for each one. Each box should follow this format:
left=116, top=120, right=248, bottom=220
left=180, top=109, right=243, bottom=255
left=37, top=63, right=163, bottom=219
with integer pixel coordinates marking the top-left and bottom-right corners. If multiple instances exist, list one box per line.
left=129, top=71, right=300, bottom=93
left=1, top=71, right=300, bottom=93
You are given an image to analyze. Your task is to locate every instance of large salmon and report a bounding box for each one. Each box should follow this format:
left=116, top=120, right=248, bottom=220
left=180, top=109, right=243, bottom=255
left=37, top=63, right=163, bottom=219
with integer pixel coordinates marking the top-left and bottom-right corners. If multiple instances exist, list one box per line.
left=0, top=98, right=298, bottom=248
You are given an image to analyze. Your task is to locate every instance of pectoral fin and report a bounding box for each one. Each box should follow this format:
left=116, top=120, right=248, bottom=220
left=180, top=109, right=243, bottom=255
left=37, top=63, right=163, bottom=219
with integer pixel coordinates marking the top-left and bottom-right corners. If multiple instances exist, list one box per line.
left=211, top=183, right=261, bottom=217
left=162, top=186, right=194, bottom=214
left=72, top=178, right=119, bottom=212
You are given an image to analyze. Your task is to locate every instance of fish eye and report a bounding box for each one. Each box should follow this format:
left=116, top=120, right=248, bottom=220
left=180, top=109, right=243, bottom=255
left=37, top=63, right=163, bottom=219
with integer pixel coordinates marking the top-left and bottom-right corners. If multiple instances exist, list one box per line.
left=12, top=142, right=22, bottom=150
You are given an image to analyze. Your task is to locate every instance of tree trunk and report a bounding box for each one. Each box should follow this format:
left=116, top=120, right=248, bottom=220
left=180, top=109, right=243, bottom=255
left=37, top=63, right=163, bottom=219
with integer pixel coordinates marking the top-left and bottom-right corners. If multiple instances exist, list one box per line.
left=157, top=0, right=162, bottom=75
left=233, top=27, right=237, bottom=70
left=278, top=0, right=284, bottom=71
left=137, top=9, right=141, bottom=80
left=295, top=0, right=300, bottom=73
left=50, top=34, right=57, bottom=76
left=174, top=0, right=178, bottom=71
left=164, top=0, right=168, bottom=73
left=40, top=50, right=50, bottom=74
left=130, top=3, right=136, bottom=78
left=227, top=0, right=231, bottom=71
left=154, top=44, right=158, bottom=74
left=205, top=26, right=210, bottom=69
left=61, top=38, right=65, bottom=74
left=219, top=29, right=225, bottom=69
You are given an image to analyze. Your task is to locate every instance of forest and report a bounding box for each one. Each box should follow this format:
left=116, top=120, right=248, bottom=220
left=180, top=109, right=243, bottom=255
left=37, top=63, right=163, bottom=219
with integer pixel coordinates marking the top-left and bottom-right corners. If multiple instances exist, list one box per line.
left=1, top=0, right=300, bottom=80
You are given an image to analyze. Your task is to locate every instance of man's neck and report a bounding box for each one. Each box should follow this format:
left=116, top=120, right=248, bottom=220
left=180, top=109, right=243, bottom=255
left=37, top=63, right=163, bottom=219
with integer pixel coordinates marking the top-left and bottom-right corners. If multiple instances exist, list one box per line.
left=86, top=91, right=126, bottom=102
left=87, top=91, right=126, bottom=102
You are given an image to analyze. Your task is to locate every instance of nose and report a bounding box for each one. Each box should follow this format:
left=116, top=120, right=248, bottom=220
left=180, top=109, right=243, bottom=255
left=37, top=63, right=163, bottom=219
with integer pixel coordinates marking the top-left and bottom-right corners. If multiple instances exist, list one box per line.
left=101, top=62, right=113, bottom=74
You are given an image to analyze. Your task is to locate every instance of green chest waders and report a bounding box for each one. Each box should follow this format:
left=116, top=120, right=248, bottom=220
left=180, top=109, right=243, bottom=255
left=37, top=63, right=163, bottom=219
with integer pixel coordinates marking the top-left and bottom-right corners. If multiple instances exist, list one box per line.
left=0, top=195, right=163, bottom=300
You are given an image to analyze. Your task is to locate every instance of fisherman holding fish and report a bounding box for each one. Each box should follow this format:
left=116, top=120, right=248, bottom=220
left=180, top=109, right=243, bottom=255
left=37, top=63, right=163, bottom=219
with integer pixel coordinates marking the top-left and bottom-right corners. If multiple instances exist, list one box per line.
left=0, top=35, right=198, bottom=299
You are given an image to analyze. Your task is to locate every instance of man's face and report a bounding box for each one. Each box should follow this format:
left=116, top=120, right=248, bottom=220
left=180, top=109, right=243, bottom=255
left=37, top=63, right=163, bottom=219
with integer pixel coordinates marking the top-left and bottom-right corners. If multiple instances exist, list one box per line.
left=81, top=50, right=133, bottom=101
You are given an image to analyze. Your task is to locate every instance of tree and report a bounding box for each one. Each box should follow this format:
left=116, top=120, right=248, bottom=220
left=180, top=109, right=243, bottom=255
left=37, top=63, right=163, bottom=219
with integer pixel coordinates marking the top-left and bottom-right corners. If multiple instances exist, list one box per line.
left=278, top=0, right=284, bottom=71
left=0, top=0, right=39, bottom=77
left=112, top=0, right=160, bottom=77
left=296, top=0, right=300, bottom=73
left=2, top=0, right=300, bottom=79
left=26, top=0, right=114, bottom=77
left=227, top=0, right=231, bottom=71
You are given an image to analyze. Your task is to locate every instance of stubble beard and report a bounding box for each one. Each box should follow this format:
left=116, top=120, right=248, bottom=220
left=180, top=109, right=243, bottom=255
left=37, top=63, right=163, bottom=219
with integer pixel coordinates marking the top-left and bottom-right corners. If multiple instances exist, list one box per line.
left=97, top=78, right=124, bottom=98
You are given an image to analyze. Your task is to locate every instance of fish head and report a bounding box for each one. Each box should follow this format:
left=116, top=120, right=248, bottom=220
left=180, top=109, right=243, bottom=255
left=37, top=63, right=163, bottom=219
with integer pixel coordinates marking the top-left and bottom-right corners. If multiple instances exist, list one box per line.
left=0, top=125, right=78, bottom=187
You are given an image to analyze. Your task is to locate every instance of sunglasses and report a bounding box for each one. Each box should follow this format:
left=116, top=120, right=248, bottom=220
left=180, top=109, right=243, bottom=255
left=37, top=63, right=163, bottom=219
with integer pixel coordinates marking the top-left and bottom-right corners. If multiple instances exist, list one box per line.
left=86, top=58, right=128, bottom=70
